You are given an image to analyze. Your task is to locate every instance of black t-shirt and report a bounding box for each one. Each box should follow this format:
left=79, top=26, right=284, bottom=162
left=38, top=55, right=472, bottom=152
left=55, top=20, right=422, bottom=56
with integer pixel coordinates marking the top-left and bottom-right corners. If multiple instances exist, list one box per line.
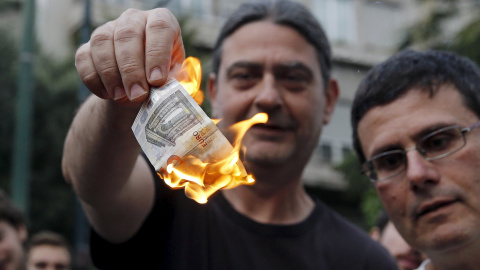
left=91, top=164, right=396, bottom=270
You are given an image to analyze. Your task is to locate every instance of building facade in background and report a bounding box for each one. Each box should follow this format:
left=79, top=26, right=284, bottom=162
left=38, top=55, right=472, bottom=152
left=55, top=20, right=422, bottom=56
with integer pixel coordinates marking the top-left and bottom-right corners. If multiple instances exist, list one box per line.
left=0, top=0, right=431, bottom=190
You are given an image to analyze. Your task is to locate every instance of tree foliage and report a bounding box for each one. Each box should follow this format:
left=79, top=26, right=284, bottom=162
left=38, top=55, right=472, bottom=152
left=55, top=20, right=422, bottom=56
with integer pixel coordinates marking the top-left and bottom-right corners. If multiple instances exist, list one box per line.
left=334, top=152, right=382, bottom=228
left=399, top=0, right=480, bottom=64
left=0, top=27, right=78, bottom=239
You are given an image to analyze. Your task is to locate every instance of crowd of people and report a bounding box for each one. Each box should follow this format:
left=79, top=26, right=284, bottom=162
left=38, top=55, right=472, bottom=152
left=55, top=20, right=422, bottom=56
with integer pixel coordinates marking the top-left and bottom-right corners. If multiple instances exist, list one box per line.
left=4, top=0, right=480, bottom=269
left=0, top=190, right=71, bottom=270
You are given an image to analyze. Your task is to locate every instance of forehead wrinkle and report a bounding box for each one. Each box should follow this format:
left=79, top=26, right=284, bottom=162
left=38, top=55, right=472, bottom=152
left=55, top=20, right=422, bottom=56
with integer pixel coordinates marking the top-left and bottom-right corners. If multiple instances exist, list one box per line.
left=220, top=21, right=320, bottom=69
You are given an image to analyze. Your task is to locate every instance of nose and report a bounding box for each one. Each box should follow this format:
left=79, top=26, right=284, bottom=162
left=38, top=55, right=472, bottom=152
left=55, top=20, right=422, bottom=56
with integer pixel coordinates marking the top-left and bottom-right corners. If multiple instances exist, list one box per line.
left=253, top=74, right=283, bottom=111
left=405, top=150, right=440, bottom=191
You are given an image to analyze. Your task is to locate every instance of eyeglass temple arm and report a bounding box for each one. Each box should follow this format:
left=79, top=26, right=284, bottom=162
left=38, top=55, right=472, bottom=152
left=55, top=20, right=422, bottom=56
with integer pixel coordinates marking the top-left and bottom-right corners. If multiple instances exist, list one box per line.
left=467, top=121, right=480, bottom=132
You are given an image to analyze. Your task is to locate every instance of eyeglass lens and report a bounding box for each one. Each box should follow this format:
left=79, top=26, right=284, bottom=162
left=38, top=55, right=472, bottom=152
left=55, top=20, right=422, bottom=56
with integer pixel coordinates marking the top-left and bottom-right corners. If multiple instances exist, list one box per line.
left=366, top=126, right=466, bottom=181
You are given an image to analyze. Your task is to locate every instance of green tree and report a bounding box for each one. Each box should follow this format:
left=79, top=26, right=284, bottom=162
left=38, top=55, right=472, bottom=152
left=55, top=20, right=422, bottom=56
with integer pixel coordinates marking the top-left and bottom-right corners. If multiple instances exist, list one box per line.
left=399, top=0, right=480, bottom=64
left=0, top=26, right=78, bottom=239
left=334, top=152, right=382, bottom=228
left=28, top=54, right=78, bottom=236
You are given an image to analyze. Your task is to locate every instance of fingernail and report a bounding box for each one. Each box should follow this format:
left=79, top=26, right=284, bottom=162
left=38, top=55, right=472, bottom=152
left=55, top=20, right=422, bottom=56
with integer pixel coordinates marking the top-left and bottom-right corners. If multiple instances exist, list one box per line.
left=130, top=84, right=147, bottom=100
left=114, top=87, right=126, bottom=101
left=150, top=68, right=163, bottom=82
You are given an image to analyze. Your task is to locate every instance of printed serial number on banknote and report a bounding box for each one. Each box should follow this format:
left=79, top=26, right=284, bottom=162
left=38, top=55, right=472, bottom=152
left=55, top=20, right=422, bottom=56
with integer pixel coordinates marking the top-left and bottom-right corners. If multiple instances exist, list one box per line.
left=131, top=78, right=247, bottom=180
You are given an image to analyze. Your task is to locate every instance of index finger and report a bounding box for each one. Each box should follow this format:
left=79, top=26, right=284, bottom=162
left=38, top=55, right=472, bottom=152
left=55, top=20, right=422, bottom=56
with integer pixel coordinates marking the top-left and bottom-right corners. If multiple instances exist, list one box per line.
left=144, top=9, right=185, bottom=87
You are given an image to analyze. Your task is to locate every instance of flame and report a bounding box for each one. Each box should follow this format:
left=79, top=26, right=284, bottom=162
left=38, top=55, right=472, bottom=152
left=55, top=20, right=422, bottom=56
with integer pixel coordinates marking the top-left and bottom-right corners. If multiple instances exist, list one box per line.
left=159, top=57, right=268, bottom=204
left=159, top=113, right=268, bottom=204
left=176, top=56, right=204, bottom=105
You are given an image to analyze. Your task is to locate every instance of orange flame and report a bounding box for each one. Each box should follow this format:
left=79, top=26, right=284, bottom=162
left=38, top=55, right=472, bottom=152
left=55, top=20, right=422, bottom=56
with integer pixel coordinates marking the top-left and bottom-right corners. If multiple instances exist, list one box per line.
left=160, top=113, right=267, bottom=203
left=159, top=57, right=268, bottom=204
left=176, top=56, right=204, bottom=105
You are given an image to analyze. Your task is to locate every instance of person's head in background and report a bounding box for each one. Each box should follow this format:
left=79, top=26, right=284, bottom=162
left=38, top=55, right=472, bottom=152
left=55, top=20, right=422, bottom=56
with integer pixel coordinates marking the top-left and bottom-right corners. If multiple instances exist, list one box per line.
left=370, top=210, right=425, bottom=270
left=26, top=231, right=71, bottom=270
left=0, top=189, right=27, bottom=270
left=353, top=50, right=480, bottom=269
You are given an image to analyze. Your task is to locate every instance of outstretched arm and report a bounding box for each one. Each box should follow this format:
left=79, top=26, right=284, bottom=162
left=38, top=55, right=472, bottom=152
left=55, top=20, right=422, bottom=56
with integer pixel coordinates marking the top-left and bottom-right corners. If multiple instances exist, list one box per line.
left=62, top=8, right=185, bottom=243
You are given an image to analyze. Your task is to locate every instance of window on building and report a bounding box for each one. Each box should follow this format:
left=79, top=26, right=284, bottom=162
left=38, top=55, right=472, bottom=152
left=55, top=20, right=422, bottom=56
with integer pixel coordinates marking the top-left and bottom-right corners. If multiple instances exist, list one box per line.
left=319, top=143, right=333, bottom=163
left=314, top=0, right=355, bottom=44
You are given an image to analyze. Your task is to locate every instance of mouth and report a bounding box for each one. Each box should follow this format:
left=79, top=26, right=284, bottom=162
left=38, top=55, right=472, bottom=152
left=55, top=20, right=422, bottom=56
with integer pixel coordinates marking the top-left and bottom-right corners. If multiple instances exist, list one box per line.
left=252, top=120, right=295, bottom=130
left=416, top=198, right=458, bottom=219
left=249, top=123, right=294, bottom=137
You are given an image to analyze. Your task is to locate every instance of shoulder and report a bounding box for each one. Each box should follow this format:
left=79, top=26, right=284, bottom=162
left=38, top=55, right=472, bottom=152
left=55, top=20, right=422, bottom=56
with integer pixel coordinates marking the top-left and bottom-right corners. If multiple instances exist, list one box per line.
left=313, top=201, right=397, bottom=269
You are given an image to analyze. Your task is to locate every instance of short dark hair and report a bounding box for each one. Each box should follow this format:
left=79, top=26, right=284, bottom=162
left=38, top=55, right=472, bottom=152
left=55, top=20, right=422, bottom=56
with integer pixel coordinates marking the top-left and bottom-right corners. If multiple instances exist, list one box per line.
left=26, top=231, right=71, bottom=256
left=211, top=0, right=331, bottom=87
left=352, top=50, right=480, bottom=163
left=0, top=189, right=25, bottom=228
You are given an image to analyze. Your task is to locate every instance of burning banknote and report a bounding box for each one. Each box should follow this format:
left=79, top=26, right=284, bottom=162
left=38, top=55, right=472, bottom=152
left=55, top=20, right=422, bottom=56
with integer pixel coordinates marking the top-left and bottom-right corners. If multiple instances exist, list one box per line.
left=132, top=57, right=266, bottom=203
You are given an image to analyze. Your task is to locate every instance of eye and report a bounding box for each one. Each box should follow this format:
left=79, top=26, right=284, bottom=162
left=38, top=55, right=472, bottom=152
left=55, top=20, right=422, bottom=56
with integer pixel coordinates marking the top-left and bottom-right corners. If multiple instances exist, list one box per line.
left=228, top=68, right=262, bottom=90
left=275, top=69, right=311, bottom=91
left=419, top=128, right=459, bottom=154
left=372, top=151, right=404, bottom=173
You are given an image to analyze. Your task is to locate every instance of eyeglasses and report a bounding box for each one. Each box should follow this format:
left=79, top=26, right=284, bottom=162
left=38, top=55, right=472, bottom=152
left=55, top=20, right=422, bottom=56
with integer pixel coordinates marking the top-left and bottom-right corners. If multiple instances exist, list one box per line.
left=363, top=121, right=480, bottom=182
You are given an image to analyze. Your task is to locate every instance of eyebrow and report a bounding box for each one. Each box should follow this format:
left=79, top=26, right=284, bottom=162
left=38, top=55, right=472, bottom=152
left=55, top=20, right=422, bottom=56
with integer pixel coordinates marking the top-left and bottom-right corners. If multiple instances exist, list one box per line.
left=370, top=143, right=403, bottom=159
left=226, top=62, right=263, bottom=78
left=225, top=61, right=313, bottom=77
left=273, top=62, right=313, bottom=76
left=411, top=122, right=458, bottom=142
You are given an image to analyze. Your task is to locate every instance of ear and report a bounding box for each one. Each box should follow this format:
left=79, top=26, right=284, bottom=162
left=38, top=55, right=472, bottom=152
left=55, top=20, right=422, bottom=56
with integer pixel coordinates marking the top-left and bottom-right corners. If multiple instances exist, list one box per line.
left=322, top=78, right=339, bottom=125
left=369, top=226, right=381, bottom=241
left=208, top=73, right=219, bottom=118
left=16, top=224, right=28, bottom=244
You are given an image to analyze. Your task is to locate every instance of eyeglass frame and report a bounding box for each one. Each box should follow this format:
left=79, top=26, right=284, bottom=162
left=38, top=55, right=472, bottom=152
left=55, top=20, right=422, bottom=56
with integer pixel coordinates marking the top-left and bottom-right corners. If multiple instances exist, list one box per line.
left=362, top=121, right=480, bottom=183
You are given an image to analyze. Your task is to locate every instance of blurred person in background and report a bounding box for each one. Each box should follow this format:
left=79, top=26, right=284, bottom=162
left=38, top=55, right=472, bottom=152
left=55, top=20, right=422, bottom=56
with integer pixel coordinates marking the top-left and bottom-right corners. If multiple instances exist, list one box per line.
left=25, top=231, right=71, bottom=270
left=370, top=210, right=426, bottom=270
left=0, top=189, right=27, bottom=270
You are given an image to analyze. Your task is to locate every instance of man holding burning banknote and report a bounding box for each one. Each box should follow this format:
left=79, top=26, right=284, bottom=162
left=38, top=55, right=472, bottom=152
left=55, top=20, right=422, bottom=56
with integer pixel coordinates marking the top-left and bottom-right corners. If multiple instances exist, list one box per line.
left=63, top=0, right=396, bottom=269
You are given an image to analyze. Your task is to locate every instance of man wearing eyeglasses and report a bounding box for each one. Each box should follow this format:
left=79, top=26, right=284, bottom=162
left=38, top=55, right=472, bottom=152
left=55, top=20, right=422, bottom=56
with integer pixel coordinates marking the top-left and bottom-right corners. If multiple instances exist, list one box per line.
left=352, top=49, right=480, bottom=270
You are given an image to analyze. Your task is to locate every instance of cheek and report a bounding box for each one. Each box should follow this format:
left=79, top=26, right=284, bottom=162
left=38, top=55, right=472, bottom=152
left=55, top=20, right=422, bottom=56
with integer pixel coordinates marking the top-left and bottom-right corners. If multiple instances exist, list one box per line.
left=376, top=183, right=408, bottom=218
left=287, top=92, right=324, bottom=127
left=449, top=147, right=480, bottom=197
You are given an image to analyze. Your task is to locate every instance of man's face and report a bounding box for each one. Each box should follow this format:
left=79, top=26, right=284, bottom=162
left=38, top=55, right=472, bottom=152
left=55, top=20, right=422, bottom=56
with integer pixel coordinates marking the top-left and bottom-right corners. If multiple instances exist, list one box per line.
left=209, top=21, right=337, bottom=174
left=378, top=222, right=424, bottom=270
left=26, top=245, right=70, bottom=270
left=0, top=221, right=26, bottom=270
left=358, top=85, right=480, bottom=255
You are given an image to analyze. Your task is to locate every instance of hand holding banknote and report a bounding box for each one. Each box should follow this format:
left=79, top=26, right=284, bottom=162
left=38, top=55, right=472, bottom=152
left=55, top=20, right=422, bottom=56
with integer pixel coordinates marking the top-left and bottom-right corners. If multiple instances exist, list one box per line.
left=75, top=8, right=185, bottom=105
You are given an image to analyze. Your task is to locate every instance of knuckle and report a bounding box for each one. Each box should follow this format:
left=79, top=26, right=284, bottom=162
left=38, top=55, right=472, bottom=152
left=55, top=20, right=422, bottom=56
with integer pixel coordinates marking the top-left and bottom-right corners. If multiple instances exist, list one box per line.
left=118, top=61, right=142, bottom=76
left=90, top=22, right=116, bottom=47
left=114, top=9, right=145, bottom=43
left=75, top=44, right=90, bottom=65
left=99, top=65, right=119, bottom=80
left=147, top=8, right=179, bottom=32
left=121, top=8, right=141, bottom=17
left=146, top=44, right=170, bottom=58
left=80, top=70, right=100, bottom=85
left=114, top=22, right=142, bottom=44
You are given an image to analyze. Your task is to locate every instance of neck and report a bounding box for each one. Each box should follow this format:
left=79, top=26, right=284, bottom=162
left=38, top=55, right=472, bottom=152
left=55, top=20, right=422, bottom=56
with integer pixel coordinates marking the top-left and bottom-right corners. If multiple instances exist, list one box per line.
left=222, top=168, right=314, bottom=225
left=426, top=237, right=480, bottom=270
